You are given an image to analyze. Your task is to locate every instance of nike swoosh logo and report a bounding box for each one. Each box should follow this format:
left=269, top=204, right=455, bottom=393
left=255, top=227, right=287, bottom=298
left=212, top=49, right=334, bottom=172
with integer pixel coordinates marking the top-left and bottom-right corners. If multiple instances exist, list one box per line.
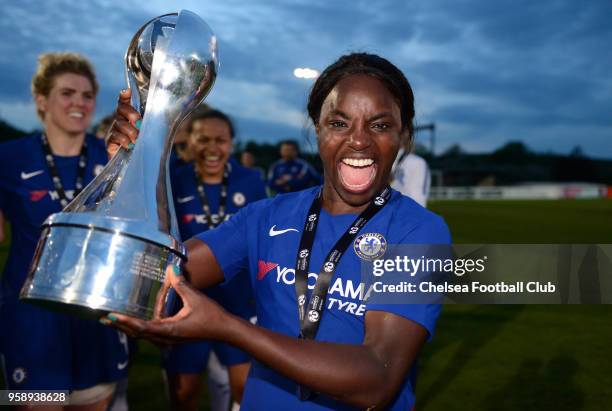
left=21, top=170, right=44, bottom=180
left=117, top=361, right=129, bottom=370
left=177, top=196, right=194, bottom=204
left=269, top=225, right=299, bottom=236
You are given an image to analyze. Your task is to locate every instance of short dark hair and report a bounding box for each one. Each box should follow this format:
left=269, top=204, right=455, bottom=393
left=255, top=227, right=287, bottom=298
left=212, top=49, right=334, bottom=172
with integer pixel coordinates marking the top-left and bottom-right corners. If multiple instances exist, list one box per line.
left=279, top=139, right=299, bottom=152
left=307, top=52, right=415, bottom=139
left=188, top=108, right=235, bottom=139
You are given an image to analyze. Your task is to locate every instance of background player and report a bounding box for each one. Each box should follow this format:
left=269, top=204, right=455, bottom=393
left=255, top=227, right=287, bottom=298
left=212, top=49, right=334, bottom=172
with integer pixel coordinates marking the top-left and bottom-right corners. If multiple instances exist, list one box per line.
left=0, top=52, right=128, bottom=410
left=267, top=139, right=321, bottom=194
left=391, top=133, right=431, bottom=207
left=239, top=150, right=265, bottom=180
left=164, top=108, right=266, bottom=411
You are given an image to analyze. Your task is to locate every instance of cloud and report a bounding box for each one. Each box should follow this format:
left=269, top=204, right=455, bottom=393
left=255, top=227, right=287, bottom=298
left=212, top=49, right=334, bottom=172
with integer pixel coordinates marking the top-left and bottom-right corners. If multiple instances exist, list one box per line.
left=208, top=77, right=308, bottom=129
left=0, top=0, right=610, bottom=157
left=0, top=101, right=40, bottom=131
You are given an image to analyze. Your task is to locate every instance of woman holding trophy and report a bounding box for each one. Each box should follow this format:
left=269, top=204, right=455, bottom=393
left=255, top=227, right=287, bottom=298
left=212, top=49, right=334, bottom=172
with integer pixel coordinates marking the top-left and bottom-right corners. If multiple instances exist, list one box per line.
left=0, top=53, right=128, bottom=410
left=107, top=52, right=450, bottom=410
left=163, top=108, right=266, bottom=410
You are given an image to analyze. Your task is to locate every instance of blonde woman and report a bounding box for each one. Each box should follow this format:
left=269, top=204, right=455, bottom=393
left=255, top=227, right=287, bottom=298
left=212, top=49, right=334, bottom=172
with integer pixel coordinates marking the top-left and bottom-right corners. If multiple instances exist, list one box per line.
left=0, top=53, right=128, bottom=410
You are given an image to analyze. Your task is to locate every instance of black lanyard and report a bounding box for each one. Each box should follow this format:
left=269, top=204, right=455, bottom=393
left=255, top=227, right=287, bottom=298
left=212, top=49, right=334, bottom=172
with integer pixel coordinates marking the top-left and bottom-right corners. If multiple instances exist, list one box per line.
left=294, top=185, right=392, bottom=339
left=294, top=185, right=391, bottom=400
left=40, top=133, right=88, bottom=208
left=195, top=165, right=229, bottom=228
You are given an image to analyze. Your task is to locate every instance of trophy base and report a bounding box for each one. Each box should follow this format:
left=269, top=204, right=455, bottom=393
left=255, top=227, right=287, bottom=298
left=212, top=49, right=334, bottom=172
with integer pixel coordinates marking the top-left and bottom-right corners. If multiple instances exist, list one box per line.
left=20, top=223, right=182, bottom=320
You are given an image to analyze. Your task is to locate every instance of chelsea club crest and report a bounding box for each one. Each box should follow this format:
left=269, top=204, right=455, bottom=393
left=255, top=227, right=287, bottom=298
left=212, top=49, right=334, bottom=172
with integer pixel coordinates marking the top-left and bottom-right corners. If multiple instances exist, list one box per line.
left=233, top=192, right=246, bottom=206
left=354, top=233, right=387, bottom=261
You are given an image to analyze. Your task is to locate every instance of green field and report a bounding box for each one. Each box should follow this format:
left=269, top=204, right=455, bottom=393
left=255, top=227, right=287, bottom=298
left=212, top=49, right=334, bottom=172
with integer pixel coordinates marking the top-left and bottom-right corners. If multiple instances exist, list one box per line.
left=2, top=199, right=611, bottom=410
left=420, top=200, right=612, bottom=411
left=431, top=199, right=612, bottom=243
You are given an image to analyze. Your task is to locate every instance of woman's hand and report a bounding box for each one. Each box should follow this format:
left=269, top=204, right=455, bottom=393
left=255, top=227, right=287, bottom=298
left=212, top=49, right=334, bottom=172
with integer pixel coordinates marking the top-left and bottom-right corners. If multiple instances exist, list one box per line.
left=106, top=88, right=142, bottom=158
left=102, top=265, right=228, bottom=345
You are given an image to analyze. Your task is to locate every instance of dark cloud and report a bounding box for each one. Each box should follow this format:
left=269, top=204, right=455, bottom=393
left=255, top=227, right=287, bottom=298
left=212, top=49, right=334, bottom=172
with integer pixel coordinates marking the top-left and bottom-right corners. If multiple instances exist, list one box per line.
left=233, top=115, right=305, bottom=145
left=0, top=0, right=610, bottom=157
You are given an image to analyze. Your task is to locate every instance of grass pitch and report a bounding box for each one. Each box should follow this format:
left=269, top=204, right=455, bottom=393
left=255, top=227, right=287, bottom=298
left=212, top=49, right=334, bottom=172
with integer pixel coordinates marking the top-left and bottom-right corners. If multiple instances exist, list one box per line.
left=2, top=199, right=611, bottom=410
left=430, top=199, right=612, bottom=243
left=418, top=199, right=612, bottom=411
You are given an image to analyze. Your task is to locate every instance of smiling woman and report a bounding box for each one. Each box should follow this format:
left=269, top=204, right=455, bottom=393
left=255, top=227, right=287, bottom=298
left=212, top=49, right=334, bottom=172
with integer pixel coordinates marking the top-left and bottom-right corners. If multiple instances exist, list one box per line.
left=105, top=52, right=451, bottom=410
left=0, top=52, right=130, bottom=410
left=161, top=108, right=267, bottom=410
left=317, top=74, right=404, bottom=212
left=31, top=54, right=98, bottom=150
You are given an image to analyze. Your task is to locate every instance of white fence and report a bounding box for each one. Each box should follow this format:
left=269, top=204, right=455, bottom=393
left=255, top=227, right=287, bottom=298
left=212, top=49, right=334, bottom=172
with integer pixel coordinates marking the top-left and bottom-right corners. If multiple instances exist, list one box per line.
left=430, top=183, right=609, bottom=200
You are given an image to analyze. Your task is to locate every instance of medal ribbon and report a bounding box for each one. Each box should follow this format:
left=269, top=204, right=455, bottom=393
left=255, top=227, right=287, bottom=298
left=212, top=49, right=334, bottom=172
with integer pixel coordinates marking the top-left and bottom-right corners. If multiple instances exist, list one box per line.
left=195, top=165, right=229, bottom=228
left=293, top=185, right=391, bottom=400
left=40, top=133, right=88, bottom=208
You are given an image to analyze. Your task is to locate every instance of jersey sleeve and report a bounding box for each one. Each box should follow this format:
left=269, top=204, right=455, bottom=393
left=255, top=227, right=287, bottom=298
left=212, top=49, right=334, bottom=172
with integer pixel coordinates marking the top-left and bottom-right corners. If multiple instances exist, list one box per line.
left=366, top=214, right=451, bottom=339
left=195, top=204, right=253, bottom=283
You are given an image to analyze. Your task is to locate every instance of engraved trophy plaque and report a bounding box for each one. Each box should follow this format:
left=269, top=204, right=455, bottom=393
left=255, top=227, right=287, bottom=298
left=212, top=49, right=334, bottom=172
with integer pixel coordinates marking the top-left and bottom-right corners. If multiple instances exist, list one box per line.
left=20, top=10, right=218, bottom=319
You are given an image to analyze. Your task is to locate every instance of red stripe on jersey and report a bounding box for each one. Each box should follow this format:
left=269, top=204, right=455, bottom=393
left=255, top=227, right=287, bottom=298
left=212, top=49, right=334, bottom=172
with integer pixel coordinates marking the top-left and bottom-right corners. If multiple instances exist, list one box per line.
left=257, top=261, right=278, bottom=280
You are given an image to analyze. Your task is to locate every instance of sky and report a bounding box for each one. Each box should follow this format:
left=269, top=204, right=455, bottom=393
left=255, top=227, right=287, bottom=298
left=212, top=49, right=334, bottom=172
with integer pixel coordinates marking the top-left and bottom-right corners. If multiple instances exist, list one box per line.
left=0, top=0, right=610, bottom=157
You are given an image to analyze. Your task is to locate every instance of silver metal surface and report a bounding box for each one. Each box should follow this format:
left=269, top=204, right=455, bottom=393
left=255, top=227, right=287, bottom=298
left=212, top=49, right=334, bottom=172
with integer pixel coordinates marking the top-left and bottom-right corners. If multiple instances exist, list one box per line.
left=21, top=225, right=179, bottom=319
left=21, top=10, right=219, bottom=319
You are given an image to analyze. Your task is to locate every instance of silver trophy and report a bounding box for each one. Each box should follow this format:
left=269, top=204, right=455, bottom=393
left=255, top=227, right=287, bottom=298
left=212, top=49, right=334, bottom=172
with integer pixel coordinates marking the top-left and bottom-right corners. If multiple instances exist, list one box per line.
left=20, top=10, right=218, bottom=319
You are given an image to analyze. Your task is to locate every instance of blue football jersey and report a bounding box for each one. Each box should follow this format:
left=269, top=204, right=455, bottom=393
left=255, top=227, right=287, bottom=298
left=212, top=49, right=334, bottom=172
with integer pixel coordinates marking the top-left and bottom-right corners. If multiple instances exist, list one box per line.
left=171, top=161, right=267, bottom=240
left=163, top=161, right=267, bottom=371
left=171, top=160, right=266, bottom=308
left=0, top=134, right=129, bottom=390
left=198, top=187, right=451, bottom=410
left=0, top=134, right=107, bottom=303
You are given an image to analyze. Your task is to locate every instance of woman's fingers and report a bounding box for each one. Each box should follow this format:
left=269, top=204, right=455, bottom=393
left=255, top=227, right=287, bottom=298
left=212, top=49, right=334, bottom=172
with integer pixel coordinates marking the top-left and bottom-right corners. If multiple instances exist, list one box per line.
left=153, top=280, right=173, bottom=320
left=103, top=312, right=148, bottom=338
left=166, top=265, right=193, bottom=299
left=104, top=311, right=181, bottom=341
left=119, top=88, right=132, bottom=104
left=106, top=89, right=142, bottom=159
left=116, top=103, right=141, bottom=129
left=167, top=271, right=205, bottom=312
left=108, top=129, right=132, bottom=150
left=100, top=265, right=224, bottom=343
left=105, top=136, right=121, bottom=158
left=116, top=89, right=140, bottom=126
left=113, top=118, right=139, bottom=144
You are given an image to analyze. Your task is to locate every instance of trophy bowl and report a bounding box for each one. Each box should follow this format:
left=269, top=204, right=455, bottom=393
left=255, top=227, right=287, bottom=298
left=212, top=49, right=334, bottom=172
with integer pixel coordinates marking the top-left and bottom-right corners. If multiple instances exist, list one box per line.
left=20, top=10, right=219, bottom=319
